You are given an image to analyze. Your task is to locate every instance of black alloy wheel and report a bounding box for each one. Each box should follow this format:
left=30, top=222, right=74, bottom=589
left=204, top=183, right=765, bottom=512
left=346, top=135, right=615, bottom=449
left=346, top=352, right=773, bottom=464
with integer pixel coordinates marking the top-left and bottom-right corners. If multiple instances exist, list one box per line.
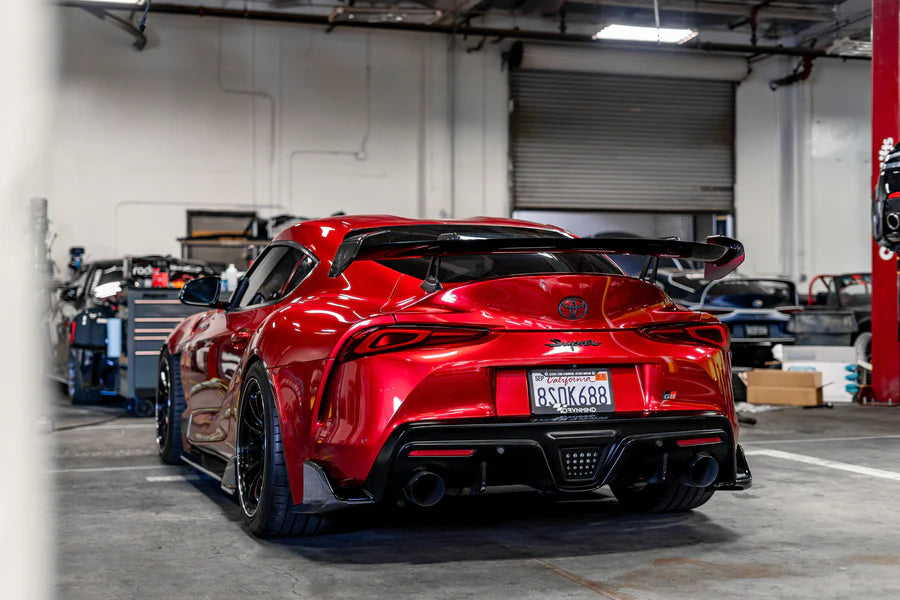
left=237, top=377, right=266, bottom=519
left=156, top=350, right=184, bottom=465
left=156, top=358, right=171, bottom=454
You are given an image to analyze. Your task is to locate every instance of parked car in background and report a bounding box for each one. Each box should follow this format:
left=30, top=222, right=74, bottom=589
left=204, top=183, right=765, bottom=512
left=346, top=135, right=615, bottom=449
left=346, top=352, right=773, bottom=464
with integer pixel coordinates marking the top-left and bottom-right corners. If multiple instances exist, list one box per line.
left=591, top=232, right=797, bottom=367
left=158, top=216, right=751, bottom=537
left=658, top=275, right=800, bottom=367
left=804, top=273, right=871, bottom=342
left=50, top=255, right=216, bottom=411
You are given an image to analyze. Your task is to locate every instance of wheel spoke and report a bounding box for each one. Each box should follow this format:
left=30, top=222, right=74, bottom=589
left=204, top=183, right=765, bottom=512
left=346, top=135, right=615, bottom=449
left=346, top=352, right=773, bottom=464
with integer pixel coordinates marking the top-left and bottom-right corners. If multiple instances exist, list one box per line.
left=237, top=378, right=268, bottom=518
left=156, top=362, right=171, bottom=452
left=243, top=458, right=262, bottom=475
left=245, top=421, right=264, bottom=438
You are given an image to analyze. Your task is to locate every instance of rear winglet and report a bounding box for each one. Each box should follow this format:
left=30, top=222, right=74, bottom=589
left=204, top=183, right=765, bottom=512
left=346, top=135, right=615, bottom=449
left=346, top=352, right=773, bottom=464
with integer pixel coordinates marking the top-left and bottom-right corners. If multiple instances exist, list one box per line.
left=702, top=235, right=745, bottom=281
left=328, top=232, right=744, bottom=282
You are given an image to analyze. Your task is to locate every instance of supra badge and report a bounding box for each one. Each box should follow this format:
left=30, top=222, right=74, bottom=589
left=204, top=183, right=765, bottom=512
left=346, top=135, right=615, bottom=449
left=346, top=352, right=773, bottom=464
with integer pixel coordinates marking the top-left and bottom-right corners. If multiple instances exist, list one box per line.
left=545, top=338, right=602, bottom=349
left=558, top=296, right=588, bottom=320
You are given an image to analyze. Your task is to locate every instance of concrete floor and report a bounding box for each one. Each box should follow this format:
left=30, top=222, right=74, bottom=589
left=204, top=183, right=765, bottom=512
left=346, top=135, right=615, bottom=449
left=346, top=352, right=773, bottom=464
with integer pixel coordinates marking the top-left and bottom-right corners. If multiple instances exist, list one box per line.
left=51, top=397, right=900, bottom=600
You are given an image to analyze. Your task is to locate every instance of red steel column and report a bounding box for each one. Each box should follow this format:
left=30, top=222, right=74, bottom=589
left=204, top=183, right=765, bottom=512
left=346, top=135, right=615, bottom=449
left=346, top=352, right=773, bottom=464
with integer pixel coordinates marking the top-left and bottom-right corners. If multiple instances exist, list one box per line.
left=872, top=0, right=900, bottom=404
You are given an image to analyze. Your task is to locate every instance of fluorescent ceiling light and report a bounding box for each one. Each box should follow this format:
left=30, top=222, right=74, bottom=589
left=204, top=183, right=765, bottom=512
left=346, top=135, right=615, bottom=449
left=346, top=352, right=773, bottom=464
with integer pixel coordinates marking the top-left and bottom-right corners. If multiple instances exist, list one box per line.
left=594, top=24, right=698, bottom=44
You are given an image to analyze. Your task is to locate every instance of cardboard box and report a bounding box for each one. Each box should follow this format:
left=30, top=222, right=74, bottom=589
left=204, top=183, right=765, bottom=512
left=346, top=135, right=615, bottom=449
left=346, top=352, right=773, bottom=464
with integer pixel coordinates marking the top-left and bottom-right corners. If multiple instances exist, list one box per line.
left=780, top=345, right=856, bottom=404
left=745, top=370, right=824, bottom=407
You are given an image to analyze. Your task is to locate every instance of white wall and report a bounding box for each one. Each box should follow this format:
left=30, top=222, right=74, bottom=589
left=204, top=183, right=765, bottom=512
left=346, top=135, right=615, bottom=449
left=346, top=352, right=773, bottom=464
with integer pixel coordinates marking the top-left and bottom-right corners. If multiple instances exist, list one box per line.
left=46, top=9, right=873, bottom=286
left=735, top=57, right=872, bottom=281
left=46, top=10, right=508, bottom=268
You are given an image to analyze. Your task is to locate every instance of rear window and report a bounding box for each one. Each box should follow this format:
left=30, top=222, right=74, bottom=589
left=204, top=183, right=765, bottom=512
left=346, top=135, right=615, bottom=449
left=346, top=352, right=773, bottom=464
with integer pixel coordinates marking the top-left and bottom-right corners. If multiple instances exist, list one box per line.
left=704, top=280, right=796, bottom=308
left=379, top=253, right=621, bottom=283
left=356, top=224, right=620, bottom=283
left=835, top=274, right=871, bottom=308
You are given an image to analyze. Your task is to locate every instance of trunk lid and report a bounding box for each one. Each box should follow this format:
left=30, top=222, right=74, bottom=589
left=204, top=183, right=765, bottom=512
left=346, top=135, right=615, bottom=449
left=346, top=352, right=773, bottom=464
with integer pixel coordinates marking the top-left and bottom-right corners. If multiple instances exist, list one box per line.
left=386, top=273, right=687, bottom=329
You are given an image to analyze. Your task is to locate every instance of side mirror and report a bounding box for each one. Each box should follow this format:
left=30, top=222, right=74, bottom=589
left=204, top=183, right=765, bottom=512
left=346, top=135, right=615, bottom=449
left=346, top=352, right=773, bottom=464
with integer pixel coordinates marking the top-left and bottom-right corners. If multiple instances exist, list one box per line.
left=180, top=277, right=223, bottom=307
left=60, top=286, right=79, bottom=303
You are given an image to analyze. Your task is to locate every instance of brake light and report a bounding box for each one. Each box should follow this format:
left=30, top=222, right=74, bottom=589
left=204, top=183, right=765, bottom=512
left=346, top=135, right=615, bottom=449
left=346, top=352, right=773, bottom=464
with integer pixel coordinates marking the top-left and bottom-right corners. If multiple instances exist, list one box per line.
left=640, top=323, right=729, bottom=350
left=338, top=326, right=489, bottom=361
left=69, top=321, right=76, bottom=345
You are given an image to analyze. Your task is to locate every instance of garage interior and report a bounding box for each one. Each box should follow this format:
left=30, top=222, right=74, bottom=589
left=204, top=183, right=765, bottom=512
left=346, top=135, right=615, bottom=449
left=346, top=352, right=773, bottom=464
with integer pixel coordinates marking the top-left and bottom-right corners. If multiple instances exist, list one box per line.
left=6, top=0, right=900, bottom=597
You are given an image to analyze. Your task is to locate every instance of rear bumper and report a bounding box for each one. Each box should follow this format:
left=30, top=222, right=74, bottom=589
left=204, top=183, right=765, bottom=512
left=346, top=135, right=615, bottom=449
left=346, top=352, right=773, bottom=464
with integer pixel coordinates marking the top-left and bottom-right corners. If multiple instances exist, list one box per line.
left=346, top=412, right=751, bottom=503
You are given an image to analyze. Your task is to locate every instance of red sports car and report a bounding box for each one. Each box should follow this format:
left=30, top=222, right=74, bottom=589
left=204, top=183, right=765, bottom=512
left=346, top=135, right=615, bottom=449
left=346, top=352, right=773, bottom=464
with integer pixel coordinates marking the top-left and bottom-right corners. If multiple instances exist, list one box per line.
left=157, top=215, right=752, bottom=537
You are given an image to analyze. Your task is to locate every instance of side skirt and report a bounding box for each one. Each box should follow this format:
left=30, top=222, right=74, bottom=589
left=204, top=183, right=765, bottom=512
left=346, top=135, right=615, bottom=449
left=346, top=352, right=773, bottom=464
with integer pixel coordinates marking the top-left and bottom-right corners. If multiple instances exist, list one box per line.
left=180, top=450, right=235, bottom=495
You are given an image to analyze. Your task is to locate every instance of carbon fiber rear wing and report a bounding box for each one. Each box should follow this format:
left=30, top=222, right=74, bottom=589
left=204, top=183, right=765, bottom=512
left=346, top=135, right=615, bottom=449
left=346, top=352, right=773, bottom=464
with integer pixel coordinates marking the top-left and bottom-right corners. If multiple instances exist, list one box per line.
left=328, top=232, right=744, bottom=284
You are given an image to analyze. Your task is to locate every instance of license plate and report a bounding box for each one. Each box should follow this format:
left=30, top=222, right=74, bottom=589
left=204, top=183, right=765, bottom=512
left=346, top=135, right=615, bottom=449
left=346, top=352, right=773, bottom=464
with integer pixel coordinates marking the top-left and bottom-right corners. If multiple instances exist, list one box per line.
left=528, top=369, right=614, bottom=416
left=745, top=324, right=769, bottom=337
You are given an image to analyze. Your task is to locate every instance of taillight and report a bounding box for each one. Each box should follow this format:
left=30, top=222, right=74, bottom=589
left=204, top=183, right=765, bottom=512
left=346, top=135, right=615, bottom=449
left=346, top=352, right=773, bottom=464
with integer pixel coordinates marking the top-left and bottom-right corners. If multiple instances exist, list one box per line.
left=69, top=321, right=76, bottom=345
left=640, top=323, right=729, bottom=350
left=777, top=306, right=804, bottom=315
left=337, top=326, right=489, bottom=361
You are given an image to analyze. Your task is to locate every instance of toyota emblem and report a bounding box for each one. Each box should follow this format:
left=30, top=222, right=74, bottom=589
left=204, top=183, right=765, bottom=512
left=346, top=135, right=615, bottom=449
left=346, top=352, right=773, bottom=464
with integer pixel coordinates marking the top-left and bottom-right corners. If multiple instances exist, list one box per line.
left=558, top=297, right=588, bottom=320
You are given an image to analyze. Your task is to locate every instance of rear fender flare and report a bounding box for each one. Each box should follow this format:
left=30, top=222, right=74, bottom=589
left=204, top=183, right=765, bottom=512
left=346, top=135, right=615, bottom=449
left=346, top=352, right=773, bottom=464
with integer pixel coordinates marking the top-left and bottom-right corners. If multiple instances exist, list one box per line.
left=240, top=353, right=309, bottom=505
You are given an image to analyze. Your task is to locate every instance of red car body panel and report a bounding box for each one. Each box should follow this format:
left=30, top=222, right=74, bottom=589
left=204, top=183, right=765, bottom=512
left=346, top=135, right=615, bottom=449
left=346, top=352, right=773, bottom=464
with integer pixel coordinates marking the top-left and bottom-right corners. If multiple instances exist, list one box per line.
left=166, top=215, right=746, bottom=507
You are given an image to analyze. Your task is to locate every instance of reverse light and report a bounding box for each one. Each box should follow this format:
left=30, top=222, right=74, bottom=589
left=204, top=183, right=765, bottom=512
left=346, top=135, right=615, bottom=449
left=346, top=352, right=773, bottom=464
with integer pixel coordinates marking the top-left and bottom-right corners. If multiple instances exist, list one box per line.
left=593, top=24, right=698, bottom=44
left=338, top=326, right=489, bottom=361
left=640, top=323, right=729, bottom=350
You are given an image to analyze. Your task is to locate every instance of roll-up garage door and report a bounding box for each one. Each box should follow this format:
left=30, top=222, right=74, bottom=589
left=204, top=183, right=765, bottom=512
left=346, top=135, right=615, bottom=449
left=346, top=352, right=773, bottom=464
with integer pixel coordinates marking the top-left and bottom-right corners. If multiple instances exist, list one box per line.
left=510, top=69, right=735, bottom=212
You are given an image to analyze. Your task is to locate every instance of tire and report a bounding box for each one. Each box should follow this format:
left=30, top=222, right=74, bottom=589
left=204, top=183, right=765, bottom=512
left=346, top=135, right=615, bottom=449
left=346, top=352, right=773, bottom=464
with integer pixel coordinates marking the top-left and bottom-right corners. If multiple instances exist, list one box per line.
left=236, top=362, right=325, bottom=538
left=853, top=332, right=872, bottom=394
left=855, top=331, right=872, bottom=365
left=156, top=350, right=185, bottom=465
left=610, top=480, right=715, bottom=513
left=68, top=349, right=98, bottom=405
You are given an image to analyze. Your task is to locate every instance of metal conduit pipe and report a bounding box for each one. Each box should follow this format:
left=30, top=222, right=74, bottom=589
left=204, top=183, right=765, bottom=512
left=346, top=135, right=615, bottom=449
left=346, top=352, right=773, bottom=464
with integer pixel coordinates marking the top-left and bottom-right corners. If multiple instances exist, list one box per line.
left=145, top=3, right=870, bottom=60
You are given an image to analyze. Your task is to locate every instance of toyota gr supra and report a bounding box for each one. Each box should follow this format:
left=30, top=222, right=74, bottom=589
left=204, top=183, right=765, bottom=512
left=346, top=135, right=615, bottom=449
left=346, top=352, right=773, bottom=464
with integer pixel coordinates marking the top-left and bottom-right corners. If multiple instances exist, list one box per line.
left=156, top=215, right=752, bottom=537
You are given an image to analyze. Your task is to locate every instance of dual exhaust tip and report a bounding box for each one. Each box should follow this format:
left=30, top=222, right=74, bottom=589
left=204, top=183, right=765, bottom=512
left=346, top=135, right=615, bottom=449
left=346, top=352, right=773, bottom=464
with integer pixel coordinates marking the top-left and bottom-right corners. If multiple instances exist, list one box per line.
left=404, top=454, right=718, bottom=506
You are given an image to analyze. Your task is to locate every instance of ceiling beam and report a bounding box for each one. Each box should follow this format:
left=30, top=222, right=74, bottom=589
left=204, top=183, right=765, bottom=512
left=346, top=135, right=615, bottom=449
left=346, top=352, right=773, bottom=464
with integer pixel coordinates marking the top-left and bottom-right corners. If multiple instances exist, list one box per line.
left=569, top=0, right=835, bottom=22
left=137, top=3, right=867, bottom=59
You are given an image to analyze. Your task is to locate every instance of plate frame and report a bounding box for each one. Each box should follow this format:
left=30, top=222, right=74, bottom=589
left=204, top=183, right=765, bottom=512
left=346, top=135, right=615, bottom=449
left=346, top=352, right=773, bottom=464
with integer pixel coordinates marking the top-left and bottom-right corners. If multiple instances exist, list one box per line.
left=526, top=367, right=615, bottom=416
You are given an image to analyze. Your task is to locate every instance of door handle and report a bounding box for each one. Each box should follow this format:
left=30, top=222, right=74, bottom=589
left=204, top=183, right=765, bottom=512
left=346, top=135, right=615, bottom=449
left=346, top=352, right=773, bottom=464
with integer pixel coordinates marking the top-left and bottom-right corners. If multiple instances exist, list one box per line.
left=230, top=329, right=252, bottom=348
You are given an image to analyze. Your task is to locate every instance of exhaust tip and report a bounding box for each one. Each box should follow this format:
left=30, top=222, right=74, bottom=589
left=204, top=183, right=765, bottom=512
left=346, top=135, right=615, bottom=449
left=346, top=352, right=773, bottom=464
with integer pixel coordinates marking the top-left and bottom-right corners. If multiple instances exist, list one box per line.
left=404, top=471, right=445, bottom=507
left=888, top=212, right=900, bottom=231
left=682, top=454, right=719, bottom=488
